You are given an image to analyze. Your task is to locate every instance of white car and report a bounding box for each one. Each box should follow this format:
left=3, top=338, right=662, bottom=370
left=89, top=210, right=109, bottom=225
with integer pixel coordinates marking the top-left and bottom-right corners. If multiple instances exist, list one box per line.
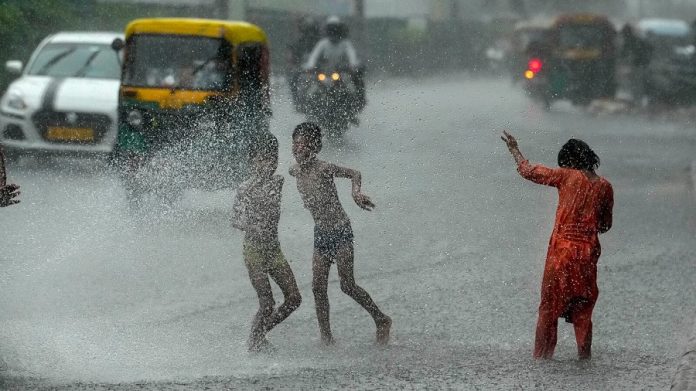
left=0, top=32, right=123, bottom=157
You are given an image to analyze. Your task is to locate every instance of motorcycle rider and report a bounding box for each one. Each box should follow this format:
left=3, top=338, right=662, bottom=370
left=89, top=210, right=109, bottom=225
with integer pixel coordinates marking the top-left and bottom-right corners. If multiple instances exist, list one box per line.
left=304, top=16, right=366, bottom=113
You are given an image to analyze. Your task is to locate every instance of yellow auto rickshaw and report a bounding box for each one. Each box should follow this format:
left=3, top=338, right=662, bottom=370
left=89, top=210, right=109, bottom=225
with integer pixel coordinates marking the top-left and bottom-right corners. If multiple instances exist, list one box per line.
left=111, top=18, right=271, bottom=204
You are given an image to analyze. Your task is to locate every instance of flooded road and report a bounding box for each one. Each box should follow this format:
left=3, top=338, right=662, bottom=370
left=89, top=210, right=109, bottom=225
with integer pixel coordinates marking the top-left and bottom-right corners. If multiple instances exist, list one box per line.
left=1, top=75, right=695, bottom=389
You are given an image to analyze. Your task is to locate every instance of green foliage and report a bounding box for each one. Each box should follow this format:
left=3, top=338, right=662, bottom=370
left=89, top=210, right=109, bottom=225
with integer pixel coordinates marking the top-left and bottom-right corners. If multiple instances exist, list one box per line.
left=0, top=0, right=88, bottom=91
left=0, top=0, right=199, bottom=92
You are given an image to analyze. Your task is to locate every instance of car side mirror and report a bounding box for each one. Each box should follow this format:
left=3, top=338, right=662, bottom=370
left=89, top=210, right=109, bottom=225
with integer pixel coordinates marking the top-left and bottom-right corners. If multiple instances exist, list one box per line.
left=111, top=38, right=125, bottom=52
left=5, top=60, right=23, bottom=75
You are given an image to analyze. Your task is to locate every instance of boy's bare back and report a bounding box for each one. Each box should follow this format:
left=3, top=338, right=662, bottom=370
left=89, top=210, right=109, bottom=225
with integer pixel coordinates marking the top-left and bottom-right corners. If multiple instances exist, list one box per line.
left=290, top=160, right=350, bottom=229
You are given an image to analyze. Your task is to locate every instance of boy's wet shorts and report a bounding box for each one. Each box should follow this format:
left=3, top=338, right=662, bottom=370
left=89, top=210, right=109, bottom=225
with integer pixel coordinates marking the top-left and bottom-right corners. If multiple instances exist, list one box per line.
left=243, top=241, right=288, bottom=273
left=314, top=223, right=354, bottom=260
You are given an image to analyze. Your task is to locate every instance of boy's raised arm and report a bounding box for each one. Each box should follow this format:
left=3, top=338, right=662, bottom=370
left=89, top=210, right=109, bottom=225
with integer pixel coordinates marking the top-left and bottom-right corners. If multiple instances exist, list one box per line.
left=329, top=163, right=375, bottom=211
left=329, top=163, right=361, bottom=194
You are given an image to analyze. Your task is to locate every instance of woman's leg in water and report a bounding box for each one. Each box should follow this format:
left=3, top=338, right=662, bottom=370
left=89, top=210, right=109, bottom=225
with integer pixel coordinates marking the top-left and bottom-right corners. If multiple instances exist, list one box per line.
left=534, top=307, right=558, bottom=359
left=571, top=301, right=594, bottom=359
left=312, top=251, right=333, bottom=345
left=335, top=243, right=391, bottom=344
left=265, top=255, right=302, bottom=332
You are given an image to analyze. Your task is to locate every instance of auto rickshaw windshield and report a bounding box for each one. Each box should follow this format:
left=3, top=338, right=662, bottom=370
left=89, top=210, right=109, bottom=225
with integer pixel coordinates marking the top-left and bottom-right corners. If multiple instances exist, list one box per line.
left=558, top=25, right=608, bottom=49
left=123, top=35, right=232, bottom=91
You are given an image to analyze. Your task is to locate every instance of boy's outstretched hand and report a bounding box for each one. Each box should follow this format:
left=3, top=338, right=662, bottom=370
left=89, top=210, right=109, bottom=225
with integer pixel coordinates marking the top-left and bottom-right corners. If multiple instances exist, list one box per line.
left=0, top=184, right=20, bottom=207
left=353, top=192, right=375, bottom=211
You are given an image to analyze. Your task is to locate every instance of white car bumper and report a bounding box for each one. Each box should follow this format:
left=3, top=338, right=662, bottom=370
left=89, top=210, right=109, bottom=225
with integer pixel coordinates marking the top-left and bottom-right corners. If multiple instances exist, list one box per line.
left=0, top=108, right=117, bottom=154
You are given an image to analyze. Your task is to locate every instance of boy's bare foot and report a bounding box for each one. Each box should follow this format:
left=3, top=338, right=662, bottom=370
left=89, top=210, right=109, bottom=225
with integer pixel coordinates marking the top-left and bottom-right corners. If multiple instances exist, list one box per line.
left=376, top=315, right=392, bottom=345
left=249, top=337, right=275, bottom=353
left=248, top=335, right=272, bottom=353
left=320, top=334, right=335, bottom=346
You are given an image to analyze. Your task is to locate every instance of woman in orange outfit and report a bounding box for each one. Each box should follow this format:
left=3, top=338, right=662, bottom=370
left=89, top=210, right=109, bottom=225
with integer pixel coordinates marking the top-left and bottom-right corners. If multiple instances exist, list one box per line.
left=501, top=131, right=614, bottom=360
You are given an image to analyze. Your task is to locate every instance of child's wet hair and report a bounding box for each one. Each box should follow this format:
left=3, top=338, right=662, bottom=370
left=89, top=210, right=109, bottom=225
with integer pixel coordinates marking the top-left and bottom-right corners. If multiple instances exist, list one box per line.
left=292, top=122, right=322, bottom=153
left=558, top=139, right=600, bottom=171
left=250, top=131, right=279, bottom=162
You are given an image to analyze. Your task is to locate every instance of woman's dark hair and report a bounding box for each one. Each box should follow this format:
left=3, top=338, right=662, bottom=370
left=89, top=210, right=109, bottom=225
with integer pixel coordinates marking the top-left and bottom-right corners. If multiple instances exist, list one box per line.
left=557, top=139, right=600, bottom=171
left=250, top=132, right=279, bottom=162
left=292, top=122, right=322, bottom=153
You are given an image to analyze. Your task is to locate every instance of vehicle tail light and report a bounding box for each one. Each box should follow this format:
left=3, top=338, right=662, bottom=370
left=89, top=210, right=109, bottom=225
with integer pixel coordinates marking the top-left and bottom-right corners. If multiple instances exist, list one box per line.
left=527, top=58, right=543, bottom=73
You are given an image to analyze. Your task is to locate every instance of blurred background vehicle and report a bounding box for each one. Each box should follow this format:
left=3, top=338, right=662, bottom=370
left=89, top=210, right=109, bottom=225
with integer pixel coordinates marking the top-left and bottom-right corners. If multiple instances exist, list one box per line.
left=520, top=13, right=617, bottom=108
left=633, top=18, right=696, bottom=105
left=0, top=32, right=123, bottom=160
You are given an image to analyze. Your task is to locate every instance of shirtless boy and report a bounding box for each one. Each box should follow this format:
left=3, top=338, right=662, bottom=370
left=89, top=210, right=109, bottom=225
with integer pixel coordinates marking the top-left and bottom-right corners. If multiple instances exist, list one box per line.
left=233, top=133, right=301, bottom=351
left=289, top=122, right=391, bottom=345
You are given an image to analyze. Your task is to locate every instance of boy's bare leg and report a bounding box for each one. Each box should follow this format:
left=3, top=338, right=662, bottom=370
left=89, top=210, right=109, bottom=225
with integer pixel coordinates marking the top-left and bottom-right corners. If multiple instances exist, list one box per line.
left=312, top=252, right=334, bottom=345
left=246, top=262, right=275, bottom=351
left=335, top=244, right=391, bottom=344
left=266, top=260, right=302, bottom=332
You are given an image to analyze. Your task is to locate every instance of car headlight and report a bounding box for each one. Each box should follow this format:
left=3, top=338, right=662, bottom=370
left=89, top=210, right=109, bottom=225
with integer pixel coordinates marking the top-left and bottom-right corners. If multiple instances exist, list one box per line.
left=127, top=110, right=144, bottom=127
left=6, top=95, right=27, bottom=111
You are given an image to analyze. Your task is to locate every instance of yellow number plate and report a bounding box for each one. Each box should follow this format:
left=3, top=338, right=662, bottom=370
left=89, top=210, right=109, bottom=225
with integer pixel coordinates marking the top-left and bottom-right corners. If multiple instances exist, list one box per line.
left=46, top=127, right=94, bottom=141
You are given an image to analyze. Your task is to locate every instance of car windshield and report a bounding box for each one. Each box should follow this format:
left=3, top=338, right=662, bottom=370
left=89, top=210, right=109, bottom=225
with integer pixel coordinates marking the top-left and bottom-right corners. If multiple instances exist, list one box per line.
left=122, top=35, right=232, bottom=91
left=27, top=43, right=121, bottom=79
left=558, top=25, right=607, bottom=49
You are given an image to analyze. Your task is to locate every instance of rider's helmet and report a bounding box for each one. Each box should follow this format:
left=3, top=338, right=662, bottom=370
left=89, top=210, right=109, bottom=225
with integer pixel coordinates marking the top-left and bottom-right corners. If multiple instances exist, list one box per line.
left=325, top=16, right=348, bottom=43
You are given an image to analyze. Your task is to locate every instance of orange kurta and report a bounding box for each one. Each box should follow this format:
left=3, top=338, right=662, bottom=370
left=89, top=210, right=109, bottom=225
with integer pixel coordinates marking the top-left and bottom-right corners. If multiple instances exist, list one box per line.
left=518, top=160, right=613, bottom=358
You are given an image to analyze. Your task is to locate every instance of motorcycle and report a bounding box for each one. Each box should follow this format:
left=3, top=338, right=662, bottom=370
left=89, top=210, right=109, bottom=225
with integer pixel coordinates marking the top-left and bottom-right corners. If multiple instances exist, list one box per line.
left=302, top=68, right=362, bottom=138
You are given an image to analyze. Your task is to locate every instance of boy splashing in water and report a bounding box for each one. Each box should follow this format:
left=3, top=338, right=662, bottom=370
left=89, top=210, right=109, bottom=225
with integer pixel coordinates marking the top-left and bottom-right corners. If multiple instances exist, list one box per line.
left=289, top=122, right=391, bottom=345
left=233, top=133, right=301, bottom=352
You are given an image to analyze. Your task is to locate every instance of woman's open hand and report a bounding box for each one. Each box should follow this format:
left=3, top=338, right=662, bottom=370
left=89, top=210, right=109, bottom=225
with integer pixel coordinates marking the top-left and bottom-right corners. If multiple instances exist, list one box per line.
left=501, top=131, right=519, bottom=151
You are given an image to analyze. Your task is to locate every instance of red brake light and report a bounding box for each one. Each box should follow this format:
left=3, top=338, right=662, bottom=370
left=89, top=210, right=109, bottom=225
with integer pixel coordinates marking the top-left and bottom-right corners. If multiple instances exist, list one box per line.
left=528, top=58, right=543, bottom=73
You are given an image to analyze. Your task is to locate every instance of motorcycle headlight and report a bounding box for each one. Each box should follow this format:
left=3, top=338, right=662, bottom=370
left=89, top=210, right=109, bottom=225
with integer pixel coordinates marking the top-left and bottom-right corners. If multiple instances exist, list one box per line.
left=6, top=94, right=26, bottom=111
left=127, top=109, right=144, bottom=127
